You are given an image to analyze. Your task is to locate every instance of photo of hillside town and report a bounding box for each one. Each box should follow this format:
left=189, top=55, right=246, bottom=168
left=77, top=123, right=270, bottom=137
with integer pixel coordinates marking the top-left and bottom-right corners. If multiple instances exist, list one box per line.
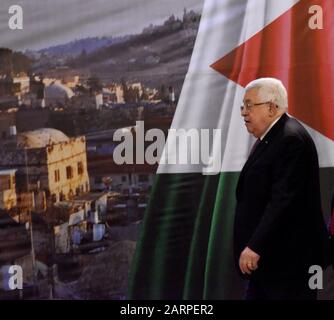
left=0, top=9, right=201, bottom=299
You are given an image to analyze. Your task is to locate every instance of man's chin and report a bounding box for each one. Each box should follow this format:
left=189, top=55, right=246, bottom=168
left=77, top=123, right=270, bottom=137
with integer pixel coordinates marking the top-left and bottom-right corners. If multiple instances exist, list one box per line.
left=245, top=127, right=253, bottom=134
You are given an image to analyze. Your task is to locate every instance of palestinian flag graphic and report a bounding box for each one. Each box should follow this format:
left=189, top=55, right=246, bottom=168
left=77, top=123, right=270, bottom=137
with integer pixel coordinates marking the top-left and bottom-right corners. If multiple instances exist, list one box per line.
left=128, top=0, right=334, bottom=299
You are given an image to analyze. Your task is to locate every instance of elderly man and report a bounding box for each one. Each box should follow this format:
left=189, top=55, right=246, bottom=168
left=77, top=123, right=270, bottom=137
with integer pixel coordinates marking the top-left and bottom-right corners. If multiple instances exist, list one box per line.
left=234, top=77, right=330, bottom=300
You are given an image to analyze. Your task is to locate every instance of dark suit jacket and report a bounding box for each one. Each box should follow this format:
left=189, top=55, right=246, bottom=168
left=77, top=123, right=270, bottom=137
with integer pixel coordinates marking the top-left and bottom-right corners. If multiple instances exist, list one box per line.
left=234, top=113, right=330, bottom=284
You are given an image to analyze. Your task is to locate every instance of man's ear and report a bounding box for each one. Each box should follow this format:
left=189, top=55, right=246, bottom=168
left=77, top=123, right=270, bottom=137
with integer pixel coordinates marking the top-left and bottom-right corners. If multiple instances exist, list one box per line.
left=269, top=103, right=277, bottom=117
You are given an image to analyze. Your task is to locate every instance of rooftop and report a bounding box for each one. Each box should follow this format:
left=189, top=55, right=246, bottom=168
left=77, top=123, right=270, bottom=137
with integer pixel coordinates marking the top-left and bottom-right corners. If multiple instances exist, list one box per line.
left=0, top=169, right=17, bottom=175
left=17, top=128, right=70, bottom=148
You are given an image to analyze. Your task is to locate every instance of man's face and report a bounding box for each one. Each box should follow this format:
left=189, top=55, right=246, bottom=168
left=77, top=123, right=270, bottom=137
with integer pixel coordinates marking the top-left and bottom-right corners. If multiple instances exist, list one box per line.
left=241, top=88, right=273, bottom=138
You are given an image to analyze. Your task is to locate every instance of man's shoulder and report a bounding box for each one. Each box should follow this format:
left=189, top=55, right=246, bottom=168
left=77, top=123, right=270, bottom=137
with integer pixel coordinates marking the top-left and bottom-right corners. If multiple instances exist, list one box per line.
left=265, top=114, right=308, bottom=144
left=276, top=116, right=318, bottom=157
left=281, top=115, right=311, bottom=141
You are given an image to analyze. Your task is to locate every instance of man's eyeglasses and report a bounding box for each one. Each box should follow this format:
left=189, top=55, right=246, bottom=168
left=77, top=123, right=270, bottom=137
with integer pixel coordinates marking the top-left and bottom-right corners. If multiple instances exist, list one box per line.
left=240, top=101, right=272, bottom=112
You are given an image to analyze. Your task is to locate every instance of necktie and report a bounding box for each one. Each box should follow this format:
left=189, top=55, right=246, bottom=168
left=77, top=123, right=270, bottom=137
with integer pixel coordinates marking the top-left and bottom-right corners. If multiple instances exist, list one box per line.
left=249, top=139, right=261, bottom=157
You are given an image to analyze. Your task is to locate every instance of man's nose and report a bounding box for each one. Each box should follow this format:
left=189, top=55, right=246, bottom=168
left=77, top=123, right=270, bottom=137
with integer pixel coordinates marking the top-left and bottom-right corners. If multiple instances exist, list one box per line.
left=241, top=108, right=248, bottom=116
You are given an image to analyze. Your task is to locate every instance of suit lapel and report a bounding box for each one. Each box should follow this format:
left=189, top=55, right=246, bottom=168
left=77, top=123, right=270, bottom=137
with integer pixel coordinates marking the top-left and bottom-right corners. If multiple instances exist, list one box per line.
left=237, top=113, right=289, bottom=195
left=241, top=139, right=267, bottom=174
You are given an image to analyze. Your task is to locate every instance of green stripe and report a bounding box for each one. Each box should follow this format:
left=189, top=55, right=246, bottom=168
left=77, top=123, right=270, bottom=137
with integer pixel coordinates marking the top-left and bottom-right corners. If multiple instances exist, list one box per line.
left=204, top=172, right=245, bottom=299
left=182, top=174, right=220, bottom=299
left=128, top=172, right=245, bottom=299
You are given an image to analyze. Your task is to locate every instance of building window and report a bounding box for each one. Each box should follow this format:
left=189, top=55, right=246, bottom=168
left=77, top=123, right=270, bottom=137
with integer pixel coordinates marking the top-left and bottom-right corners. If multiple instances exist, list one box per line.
left=66, top=166, right=73, bottom=180
left=54, top=169, right=60, bottom=182
left=51, top=194, right=57, bottom=203
left=77, top=161, right=84, bottom=175
left=0, top=175, right=11, bottom=191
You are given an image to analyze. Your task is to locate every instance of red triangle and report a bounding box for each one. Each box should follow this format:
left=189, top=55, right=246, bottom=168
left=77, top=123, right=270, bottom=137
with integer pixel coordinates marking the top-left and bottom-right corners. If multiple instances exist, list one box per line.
left=211, top=0, right=334, bottom=141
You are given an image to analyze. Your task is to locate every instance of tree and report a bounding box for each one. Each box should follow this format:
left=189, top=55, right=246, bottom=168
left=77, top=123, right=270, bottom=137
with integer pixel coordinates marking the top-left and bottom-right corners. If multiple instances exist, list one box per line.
left=0, top=48, right=14, bottom=76
left=121, top=78, right=129, bottom=102
left=12, top=51, right=32, bottom=74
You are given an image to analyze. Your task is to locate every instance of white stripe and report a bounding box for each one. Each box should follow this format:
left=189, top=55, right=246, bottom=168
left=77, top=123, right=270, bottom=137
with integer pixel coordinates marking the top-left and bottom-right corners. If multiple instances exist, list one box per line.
left=158, top=0, right=300, bottom=174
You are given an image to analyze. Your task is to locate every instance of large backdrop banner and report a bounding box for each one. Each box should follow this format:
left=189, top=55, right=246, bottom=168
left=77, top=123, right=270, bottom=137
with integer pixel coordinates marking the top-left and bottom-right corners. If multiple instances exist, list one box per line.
left=0, top=0, right=334, bottom=300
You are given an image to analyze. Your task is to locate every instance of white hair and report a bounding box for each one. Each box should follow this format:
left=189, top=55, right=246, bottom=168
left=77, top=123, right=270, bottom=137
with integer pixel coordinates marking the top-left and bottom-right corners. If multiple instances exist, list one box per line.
left=245, top=78, right=288, bottom=111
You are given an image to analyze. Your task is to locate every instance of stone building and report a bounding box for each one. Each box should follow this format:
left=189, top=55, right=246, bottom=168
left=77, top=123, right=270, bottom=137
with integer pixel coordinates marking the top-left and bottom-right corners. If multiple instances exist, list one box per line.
left=0, top=128, right=90, bottom=203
